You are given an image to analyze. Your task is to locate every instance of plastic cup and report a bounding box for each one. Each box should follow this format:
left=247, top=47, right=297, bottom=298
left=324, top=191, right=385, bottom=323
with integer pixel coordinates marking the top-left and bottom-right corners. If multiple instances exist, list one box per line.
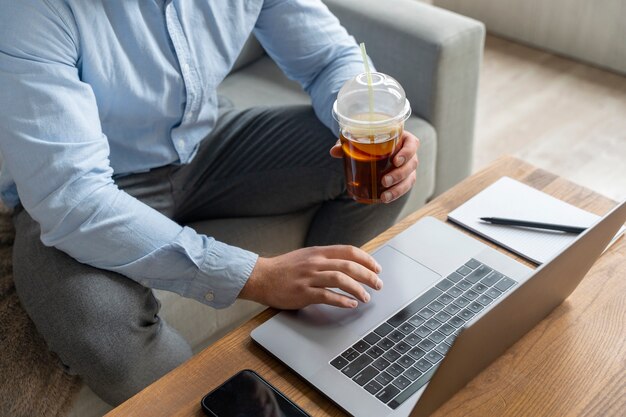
left=332, top=72, right=411, bottom=204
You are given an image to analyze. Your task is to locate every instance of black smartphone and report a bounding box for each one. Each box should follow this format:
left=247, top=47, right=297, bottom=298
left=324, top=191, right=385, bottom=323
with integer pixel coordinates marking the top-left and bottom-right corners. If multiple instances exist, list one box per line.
left=201, top=369, right=311, bottom=417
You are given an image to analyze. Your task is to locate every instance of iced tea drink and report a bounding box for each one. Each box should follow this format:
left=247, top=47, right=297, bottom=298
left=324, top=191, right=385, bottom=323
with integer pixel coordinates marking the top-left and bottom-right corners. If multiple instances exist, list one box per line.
left=340, top=113, right=402, bottom=204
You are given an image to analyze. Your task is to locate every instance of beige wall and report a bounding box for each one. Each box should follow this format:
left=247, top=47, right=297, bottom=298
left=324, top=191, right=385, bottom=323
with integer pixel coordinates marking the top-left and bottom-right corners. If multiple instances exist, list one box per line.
left=432, top=0, right=626, bottom=75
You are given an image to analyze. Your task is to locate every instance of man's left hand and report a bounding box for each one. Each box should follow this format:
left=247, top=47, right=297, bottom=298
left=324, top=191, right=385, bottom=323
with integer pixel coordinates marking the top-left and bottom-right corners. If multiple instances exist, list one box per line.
left=330, top=131, right=420, bottom=203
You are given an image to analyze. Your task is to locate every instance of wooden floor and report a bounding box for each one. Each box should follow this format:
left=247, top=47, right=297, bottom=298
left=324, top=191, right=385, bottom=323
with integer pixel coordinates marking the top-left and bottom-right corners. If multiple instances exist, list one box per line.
left=474, top=35, right=626, bottom=202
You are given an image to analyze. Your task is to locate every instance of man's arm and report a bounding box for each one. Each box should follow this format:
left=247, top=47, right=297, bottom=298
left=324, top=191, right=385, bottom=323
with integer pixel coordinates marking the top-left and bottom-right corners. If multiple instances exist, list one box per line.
left=254, top=0, right=368, bottom=134
left=0, top=0, right=257, bottom=308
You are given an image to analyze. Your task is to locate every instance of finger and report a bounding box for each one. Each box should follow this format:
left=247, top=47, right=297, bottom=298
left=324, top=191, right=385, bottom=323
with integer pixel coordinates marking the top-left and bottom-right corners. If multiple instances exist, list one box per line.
left=381, top=172, right=417, bottom=203
left=312, top=270, right=371, bottom=302
left=320, top=245, right=382, bottom=274
left=381, top=155, right=418, bottom=187
left=393, top=132, right=420, bottom=168
left=318, top=259, right=381, bottom=291
left=329, top=139, right=344, bottom=158
left=310, top=287, right=359, bottom=308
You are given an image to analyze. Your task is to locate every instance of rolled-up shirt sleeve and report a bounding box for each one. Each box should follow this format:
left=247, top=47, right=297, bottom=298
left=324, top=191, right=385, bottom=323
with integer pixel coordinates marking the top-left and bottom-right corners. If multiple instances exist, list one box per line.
left=254, top=0, right=373, bottom=136
left=0, top=1, right=256, bottom=308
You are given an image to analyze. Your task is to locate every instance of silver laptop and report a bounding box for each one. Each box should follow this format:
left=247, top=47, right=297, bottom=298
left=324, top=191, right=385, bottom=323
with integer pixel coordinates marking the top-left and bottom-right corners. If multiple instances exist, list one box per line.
left=252, top=198, right=626, bottom=417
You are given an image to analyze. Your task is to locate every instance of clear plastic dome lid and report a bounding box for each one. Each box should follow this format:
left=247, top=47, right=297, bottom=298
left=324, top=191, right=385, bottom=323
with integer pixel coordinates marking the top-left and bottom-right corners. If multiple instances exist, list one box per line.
left=332, top=72, right=411, bottom=127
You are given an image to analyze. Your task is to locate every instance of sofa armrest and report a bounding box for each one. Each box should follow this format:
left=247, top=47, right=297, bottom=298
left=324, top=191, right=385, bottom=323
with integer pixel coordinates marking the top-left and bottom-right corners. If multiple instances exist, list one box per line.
left=325, top=0, right=485, bottom=196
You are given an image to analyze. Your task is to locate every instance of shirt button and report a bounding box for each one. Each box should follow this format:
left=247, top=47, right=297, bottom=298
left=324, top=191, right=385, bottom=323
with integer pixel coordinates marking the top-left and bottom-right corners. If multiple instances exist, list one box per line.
left=177, top=139, right=185, bottom=148
left=204, top=291, right=214, bottom=302
left=182, top=63, right=189, bottom=72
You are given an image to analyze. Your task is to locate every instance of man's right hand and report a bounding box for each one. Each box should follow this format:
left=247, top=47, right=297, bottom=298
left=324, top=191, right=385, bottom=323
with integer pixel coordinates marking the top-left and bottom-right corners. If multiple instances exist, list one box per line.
left=239, top=245, right=383, bottom=309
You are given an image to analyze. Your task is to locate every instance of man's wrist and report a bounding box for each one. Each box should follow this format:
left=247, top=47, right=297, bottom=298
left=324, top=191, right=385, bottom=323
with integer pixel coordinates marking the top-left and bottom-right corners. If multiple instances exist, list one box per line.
left=239, top=256, right=269, bottom=303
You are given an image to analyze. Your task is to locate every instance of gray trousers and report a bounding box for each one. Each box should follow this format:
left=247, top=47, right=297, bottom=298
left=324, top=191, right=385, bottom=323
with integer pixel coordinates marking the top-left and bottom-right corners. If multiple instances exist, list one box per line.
left=12, top=105, right=408, bottom=406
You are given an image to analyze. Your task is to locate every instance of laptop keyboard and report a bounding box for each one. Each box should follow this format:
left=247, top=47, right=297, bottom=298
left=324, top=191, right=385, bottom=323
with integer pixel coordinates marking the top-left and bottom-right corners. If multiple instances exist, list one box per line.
left=329, top=259, right=517, bottom=409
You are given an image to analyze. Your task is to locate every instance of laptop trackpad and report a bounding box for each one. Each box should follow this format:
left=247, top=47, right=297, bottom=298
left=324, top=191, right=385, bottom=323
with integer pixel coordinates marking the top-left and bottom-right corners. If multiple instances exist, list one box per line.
left=284, top=246, right=441, bottom=342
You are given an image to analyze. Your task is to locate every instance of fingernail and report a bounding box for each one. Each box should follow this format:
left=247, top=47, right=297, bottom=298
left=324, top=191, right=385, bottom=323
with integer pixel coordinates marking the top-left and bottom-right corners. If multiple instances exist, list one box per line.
left=395, top=156, right=405, bottom=167
left=382, top=191, right=392, bottom=203
left=363, top=292, right=371, bottom=303
left=376, top=262, right=383, bottom=273
left=383, top=175, right=393, bottom=187
left=350, top=300, right=358, bottom=308
left=376, top=279, right=383, bottom=290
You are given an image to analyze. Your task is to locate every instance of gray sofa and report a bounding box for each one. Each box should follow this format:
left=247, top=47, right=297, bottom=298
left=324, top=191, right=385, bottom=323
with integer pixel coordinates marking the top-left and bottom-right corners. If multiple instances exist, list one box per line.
left=68, top=1, right=484, bottom=415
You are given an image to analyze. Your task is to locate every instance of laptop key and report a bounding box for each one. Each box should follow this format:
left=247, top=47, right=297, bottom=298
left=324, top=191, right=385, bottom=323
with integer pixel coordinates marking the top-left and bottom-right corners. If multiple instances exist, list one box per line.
left=407, top=346, right=426, bottom=360
left=374, top=322, right=394, bottom=337
left=392, top=375, right=411, bottom=390
left=418, top=339, right=435, bottom=351
left=372, top=357, right=391, bottom=371
left=414, top=358, right=432, bottom=372
left=457, top=279, right=472, bottom=291
left=398, top=354, right=416, bottom=368
left=468, top=301, right=484, bottom=314
left=435, top=278, right=454, bottom=292
left=444, top=303, right=461, bottom=315
left=464, top=290, right=479, bottom=300
left=341, top=354, right=373, bottom=377
left=428, top=300, right=445, bottom=312
left=445, top=335, right=457, bottom=346
left=465, top=259, right=481, bottom=269
left=495, top=277, right=517, bottom=292
left=439, top=323, right=455, bottom=336
left=403, top=366, right=422, bottom=381
left=446, top=286, right=463, bottom=298
left=486, top=287, right=503, bottom=299
left=414, top=326, right=431, bottom=338
left=376, top=384, right=400, bottom=404
left=472, top=283, right=488, bottom=293
left=386, top=363, right=404, bottom=377
left=330, top=356, right=349, bottom=370
left=407, top=315, right=425, bottom=327
left=341, top=347, right=357, bottom=359
left=434, top=311, right=451, bottom=322
left=367, top=345, right=384, bottom=359
left=377, top=337, right=395, bottom=351
left=375, top=371, right=394, bottom=386
left=394, top=341, right=411, bottom=355
left=353, top=365, right=378, bottom=386
left=477, top=294, right=493, bottom=306
left=482, top=272, right=504, bottom=287
left=447, top=272, right=464, bottom=283
left=364, top=332, right=381, bottom=345
left=437, top=293, right=454, bottom=305
left=383, top=349, right=401, bottom=363
left=364, top=380, right=383, bottom=395
left=428, top=331, right=446, bottom=344
left=387, top=367, right=438, bottom=410
left=399, top=322, right=416, bottom=335
left=425, top=350, right=443, bottom=364
left=449, top=316, right=465, bottom=328
left=453, top=297, right=470, bottom=308
left=404, top=333, right=420, bottom=346
left=418, top=307, right=435, bottom=320
left=466, top=265, right=492, bottom=283
left=459, top=308, right=474, bottom=321
left=424, top=318, right=441, bottom=331
left=435, top=342, right=450, bottom=355
left=456, top=265, right=472, bottom=276
left=388, top=330, right=405, bottom=342
left=386, top=287, right=442, bottom=327
left=353, top=340, right=370, bottom=353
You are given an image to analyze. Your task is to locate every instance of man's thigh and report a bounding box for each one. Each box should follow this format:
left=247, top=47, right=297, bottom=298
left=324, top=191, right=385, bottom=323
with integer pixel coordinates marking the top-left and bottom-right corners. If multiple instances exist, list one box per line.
left=172, top=105, right=345, bottom=222
left=11, top=208, right=191, bottom=405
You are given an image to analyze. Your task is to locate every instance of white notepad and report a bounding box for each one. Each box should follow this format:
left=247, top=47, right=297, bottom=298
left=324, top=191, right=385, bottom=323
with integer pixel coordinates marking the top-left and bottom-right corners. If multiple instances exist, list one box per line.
left=447, top=177, right=625, bottom=264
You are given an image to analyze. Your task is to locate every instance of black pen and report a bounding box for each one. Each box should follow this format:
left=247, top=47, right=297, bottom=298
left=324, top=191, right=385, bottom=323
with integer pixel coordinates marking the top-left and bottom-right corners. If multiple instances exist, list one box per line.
left=479, top=217, right=587, bottom=234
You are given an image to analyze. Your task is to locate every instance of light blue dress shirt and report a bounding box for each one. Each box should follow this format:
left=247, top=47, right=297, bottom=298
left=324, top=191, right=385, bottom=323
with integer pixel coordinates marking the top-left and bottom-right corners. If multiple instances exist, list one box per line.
left=0, top=0, right=367, bottom=308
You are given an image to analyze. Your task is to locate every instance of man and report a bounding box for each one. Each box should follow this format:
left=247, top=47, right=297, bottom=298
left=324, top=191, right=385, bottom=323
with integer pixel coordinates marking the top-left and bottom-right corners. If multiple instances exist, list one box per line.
left=0, top=0, right=419, bottom=405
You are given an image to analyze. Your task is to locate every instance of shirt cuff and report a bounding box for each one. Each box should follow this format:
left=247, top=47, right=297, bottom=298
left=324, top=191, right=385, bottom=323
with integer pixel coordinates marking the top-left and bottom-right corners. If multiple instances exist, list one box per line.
left=185, top=240, right=259, bottom=309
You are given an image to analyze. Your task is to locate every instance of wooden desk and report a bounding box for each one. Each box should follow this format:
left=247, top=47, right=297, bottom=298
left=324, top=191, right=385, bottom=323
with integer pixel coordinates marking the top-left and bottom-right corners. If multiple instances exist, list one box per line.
left=106, top=156, right=625, bottom=417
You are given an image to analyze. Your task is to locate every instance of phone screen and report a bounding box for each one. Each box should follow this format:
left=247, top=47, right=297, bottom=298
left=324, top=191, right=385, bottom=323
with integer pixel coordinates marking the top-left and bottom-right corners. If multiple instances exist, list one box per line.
left=201, top=370, right=310, bottom=417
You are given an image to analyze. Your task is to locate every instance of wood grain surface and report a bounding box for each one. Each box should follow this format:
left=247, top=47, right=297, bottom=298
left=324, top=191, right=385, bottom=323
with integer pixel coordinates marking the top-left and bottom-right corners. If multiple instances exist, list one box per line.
left=105, top=156, right=625, bottom=417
